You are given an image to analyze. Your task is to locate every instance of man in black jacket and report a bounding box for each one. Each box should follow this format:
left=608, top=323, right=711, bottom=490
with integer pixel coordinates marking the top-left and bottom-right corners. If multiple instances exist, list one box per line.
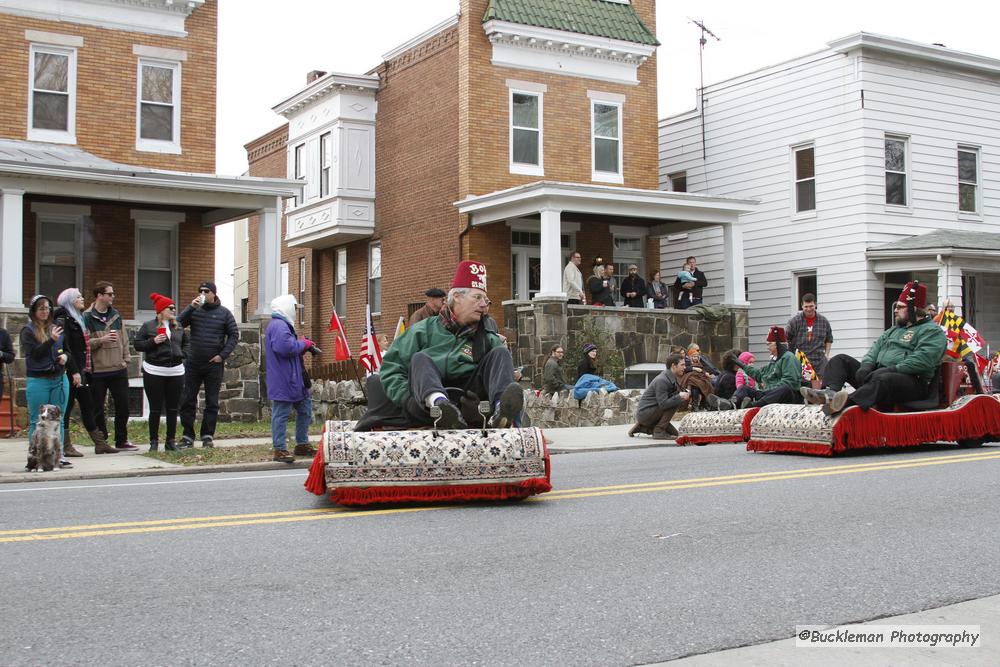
left=672, top=255, right=708, bottom=307
left=177, top=281, right=238, bottom=448
left=628, top=353, right=690, bottom=439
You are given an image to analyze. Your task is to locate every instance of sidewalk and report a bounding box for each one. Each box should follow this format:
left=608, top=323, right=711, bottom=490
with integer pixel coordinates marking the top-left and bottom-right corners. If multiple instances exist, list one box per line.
left=0, top=422, right=682, bottom=484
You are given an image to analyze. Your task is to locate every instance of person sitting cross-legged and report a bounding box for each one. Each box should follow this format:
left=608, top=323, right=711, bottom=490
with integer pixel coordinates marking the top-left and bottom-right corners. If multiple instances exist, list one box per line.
left=355, top=260, right=523, bottom=431
left=628, top=353, right=690, bottom=439
left=802, top=281, right=946, bottom=416
left=709, top=326, right=801, bottom=410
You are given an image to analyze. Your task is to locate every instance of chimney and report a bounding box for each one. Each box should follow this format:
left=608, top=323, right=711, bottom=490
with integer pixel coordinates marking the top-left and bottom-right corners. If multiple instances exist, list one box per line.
left=307, top=70, right=327, bottom=84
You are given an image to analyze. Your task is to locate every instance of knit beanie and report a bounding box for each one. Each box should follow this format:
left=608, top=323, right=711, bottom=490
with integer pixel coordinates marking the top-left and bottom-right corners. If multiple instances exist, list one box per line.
left=149, top=292, right=175, bottom=314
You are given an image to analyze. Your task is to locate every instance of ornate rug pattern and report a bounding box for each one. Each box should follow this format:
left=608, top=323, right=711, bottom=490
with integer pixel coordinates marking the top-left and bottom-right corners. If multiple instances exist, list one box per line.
left=320, top=421, right=549, bottom=488
left=747, top=394, right=1000, bottom=456
left=676, top=407, right=760, bottom=445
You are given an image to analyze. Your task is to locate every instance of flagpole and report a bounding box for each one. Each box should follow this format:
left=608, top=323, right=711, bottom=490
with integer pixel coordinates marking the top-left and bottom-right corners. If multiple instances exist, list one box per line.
left=350, top=357, right=368, bottom=401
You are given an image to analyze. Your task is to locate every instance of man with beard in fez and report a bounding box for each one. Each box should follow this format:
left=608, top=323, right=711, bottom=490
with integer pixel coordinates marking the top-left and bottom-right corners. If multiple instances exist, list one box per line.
left=803, top=281, right=946, bottom=416
left=356, top=260, right=523, bottom=431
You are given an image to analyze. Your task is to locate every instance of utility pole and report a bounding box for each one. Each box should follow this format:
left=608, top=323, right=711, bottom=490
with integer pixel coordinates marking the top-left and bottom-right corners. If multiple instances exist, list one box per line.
left=689, top=19, right=720, bottom=161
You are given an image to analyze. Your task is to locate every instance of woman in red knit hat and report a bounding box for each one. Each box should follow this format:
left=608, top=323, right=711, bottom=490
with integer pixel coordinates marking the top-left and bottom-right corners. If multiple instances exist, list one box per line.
left=134, top=293, right=188, bottom=451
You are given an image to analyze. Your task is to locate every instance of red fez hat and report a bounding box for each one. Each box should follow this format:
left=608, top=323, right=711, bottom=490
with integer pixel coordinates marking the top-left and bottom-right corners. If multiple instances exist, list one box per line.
left=452, top=260, right=488, bottom=292
left=766, top=325, right=787, bottom=343
left=897, top=281, right=927, bottom=309
left=149, top=292, right=175, bottom=314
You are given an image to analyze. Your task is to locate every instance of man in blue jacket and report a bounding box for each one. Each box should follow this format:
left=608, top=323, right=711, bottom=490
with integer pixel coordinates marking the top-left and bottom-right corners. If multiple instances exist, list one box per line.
left=264, top=295, right=316, bottom=463
left=177, top=281, right=239, bottom=448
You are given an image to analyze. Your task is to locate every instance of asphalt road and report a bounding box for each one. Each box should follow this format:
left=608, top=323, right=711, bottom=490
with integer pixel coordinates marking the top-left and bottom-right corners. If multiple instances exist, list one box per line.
left=2, top=443, right=998, bottom=666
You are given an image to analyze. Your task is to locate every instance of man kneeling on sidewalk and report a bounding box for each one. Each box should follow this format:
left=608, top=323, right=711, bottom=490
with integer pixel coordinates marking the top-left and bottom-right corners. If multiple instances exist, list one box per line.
left=629, top=353, right=689, bottom=439
left=802, top=281, right=946, bottom=416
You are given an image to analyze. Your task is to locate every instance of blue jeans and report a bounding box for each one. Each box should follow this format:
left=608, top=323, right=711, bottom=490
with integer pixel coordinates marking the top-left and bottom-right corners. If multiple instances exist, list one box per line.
left=27, top=374, right=70, bottom=452
left=270, top=398, right=312, bottom=449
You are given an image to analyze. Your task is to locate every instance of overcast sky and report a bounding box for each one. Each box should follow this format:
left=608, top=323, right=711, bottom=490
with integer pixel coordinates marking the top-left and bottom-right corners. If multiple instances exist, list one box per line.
left=212, top=0, right=1000, bottom=304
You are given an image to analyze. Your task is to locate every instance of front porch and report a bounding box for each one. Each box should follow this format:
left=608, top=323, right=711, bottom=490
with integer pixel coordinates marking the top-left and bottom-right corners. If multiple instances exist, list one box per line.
left=456, top=181, right=757, bottom=305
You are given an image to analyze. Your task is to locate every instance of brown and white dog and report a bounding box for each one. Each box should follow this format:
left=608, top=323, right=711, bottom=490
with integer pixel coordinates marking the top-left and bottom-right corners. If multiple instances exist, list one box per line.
left=27, top=404, right=62, bottom=472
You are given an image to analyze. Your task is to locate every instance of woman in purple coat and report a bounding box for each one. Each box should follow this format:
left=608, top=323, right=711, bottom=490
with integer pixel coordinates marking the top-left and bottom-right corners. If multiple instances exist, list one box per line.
left=265, top=295, right=317, bottom=463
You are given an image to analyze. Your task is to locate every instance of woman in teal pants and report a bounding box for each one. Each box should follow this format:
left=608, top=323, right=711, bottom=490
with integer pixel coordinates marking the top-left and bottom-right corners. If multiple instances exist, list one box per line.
left=20, top=295, right=72, bottom=468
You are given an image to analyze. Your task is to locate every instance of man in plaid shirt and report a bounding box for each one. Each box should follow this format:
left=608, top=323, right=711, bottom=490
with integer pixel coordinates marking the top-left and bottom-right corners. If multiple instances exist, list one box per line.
left=785, top=293, right=833, bottom=378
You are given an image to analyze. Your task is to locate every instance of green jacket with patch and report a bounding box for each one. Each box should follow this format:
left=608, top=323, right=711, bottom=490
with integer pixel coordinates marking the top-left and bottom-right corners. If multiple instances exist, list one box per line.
left=379, top=314, right=504, bottom=408
left=861, top=317, right=946, bottom=383
left=737, top=350, right=801, bottom=392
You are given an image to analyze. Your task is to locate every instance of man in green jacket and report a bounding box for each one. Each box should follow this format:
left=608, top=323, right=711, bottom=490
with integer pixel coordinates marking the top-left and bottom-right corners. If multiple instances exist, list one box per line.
left=713, top=325, right=802, bottom=409
left=805, top=281, right=947, bottom=415
left=371, top=260, right=523, bottom=430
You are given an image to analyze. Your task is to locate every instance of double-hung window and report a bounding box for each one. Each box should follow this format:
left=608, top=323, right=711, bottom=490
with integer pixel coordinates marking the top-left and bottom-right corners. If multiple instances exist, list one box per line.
left=368, top=242, right=381, bottom=314
left=958, top=146, right=979, bottom=214
left=29, top=44, right=77, bottom=143
left=794, top=144, right=816, bottom=213
left=293, top=144, right=305, bottom=205
left=885, top=136, right=908, bottom=207
left=136, top=225, right=177, bottom=311
left=298, top=257, right=307, bottom=325
left=335, top=248, right=347, bottom=319
left=320, top=132, right=332, bottom=198
left=137, top=59, right=181, bottom=153
left=590, top=93, right=623, bottom=183
left=509, top=85, right=544, bottom=176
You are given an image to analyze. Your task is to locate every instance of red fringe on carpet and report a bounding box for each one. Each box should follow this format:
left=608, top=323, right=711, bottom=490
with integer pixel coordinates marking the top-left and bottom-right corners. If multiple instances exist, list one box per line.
left=742, top=407, right=761, bottom=441
left=831, top=395, right=1000, bottom=453
left=331, top=478, right=552, bottom=506
left=304, top=444, right=327, bottom=495
left=675, top=434, right=743, bottom=445
left=746, top=439, right=834, bottom=456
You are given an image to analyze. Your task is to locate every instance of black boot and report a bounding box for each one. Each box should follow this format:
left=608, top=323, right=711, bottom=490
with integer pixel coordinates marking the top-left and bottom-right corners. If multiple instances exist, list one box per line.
left=148, top=440, right=159, bottom=452
left=164, top=439, right=178, bottom=451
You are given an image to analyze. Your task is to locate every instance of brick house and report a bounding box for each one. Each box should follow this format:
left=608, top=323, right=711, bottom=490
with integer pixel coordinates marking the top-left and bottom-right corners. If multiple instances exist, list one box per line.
left=0, top=0, right=300, bottom=320
left=244, top=0, right=753, bottom=361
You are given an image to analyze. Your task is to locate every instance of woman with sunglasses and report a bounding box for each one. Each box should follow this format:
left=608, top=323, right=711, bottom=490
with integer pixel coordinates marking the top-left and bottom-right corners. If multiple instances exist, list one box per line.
left=53, top=288, right=119, bottom=455
left=134, top=293, right=187, bottom=451
left=20, top=294, right=73, bottom=467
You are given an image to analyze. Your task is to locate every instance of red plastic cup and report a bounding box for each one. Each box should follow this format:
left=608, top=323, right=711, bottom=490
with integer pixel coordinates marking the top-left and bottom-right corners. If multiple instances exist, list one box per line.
left=157, top=326, right=167, bottom=337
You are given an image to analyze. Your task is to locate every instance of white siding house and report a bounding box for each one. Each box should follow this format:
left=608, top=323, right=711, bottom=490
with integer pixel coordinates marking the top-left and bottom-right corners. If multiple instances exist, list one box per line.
left=660, top=33, right=1000, bottom=361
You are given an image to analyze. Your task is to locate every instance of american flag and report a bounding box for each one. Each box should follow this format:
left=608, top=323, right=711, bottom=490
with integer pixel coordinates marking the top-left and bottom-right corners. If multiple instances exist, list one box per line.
left=359, top=303, right=383, bottom=375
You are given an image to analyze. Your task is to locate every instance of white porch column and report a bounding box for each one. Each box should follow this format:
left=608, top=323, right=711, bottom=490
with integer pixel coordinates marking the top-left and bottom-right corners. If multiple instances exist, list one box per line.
left=937, top=258, right=964, bottom=315
left=254, top=203, right=282, bottom=317
left=0, top=188, right=25, bottom=309
left=535, top=207, right=565, bottom=299
left=721, top=222, right=747, bottom=305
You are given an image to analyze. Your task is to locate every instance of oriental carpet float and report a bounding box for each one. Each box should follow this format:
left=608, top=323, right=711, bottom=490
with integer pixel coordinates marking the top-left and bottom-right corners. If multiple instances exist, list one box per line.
left=746, top=394, right=1000, bottom=456
left=676, top=407, right=760, bottom=446
left=305, top=420, right=552, bottom=506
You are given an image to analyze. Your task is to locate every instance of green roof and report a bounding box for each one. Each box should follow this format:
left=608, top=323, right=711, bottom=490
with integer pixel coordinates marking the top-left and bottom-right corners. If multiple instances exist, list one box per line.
left=483, top=0, right=658, bottom=46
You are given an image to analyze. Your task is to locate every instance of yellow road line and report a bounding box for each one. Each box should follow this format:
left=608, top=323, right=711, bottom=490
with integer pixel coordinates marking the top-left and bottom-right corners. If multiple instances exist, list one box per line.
left=3, top=451, right=997, bottom=543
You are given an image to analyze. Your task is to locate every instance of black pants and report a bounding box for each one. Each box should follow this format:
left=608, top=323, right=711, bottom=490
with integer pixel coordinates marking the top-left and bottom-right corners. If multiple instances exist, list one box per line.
left=636, top=405, right=678, bottom=432
left=64, top=376, right=98, bottom=433
left=747, top=384, right=797, bottom=408
left=823, top=353, right=926, bottom=411
left=143, top=371, right=184, bottom=443
left=91, top=372, right=130, bottom=446
left=179, top=361, right=224, bottom=440
left=404, top=347, right=515, bottom=425
left=732, top=385, right=764, bottom=406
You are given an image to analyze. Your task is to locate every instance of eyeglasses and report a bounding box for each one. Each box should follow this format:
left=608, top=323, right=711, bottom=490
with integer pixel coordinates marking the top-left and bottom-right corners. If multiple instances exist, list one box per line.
left=102, top=292, right=115, bottom=296
left=166, top=305, right=176, bottom=310
left=467, top=293, right=491, bottom=305
left=198, top=289, right=212, bottom=294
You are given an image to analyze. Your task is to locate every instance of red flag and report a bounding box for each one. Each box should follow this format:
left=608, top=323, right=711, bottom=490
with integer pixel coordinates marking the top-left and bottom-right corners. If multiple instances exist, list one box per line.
left=327, top=310, right=351, bottom=361
left=359, top=304, right=383, bottom=374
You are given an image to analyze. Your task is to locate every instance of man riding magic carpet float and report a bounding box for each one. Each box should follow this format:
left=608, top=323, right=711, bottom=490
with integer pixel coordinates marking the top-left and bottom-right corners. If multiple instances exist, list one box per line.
left=305, top=260, right=552, bottom=506
left=678, top=280, right=1000, bottom=454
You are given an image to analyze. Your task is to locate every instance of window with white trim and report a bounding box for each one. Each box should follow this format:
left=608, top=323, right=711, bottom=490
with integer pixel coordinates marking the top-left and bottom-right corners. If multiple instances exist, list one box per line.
left=794, top=144, right=816, bottom=213
left=612, top=233, right=644, bottom=304
left=592, top=100, right=622, bottom=182
left=29, top=44, right=76, bottom=143
left=320, top=132, right=332, bottom=198
left=510, top=90, right=543, bottom=175
left=368, top=242, right=381, bottom=314
left=335, top=248, right=347, bottom=319
left=958, top=146, right=979, bottom=213
left=298, top=257, right=307, bottom=325
left=136, top=59, right=181, bottom=153
left=885, top=136, right=907, bottom=206
left=293, top=144, right=305, bottom=205
left=668, top=171, right=687, bottom=192
left=37, top=221, right=79, bottom=298
left=136, top=225, right=177, bottom=314
left=280, top=262, right=289, bottom=295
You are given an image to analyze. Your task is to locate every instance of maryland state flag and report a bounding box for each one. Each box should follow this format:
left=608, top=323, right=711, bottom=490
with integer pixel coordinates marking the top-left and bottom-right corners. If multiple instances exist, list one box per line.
left=795, top=349, right=817, bottom=382
left=393, top=315, right=406, bottom=342
left=937, top=310, right=984, bottom=359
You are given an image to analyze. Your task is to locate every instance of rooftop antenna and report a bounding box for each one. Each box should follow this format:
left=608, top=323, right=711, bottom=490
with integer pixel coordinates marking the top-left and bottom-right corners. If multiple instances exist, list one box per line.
left=689, top=18, right=720, bottom=161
